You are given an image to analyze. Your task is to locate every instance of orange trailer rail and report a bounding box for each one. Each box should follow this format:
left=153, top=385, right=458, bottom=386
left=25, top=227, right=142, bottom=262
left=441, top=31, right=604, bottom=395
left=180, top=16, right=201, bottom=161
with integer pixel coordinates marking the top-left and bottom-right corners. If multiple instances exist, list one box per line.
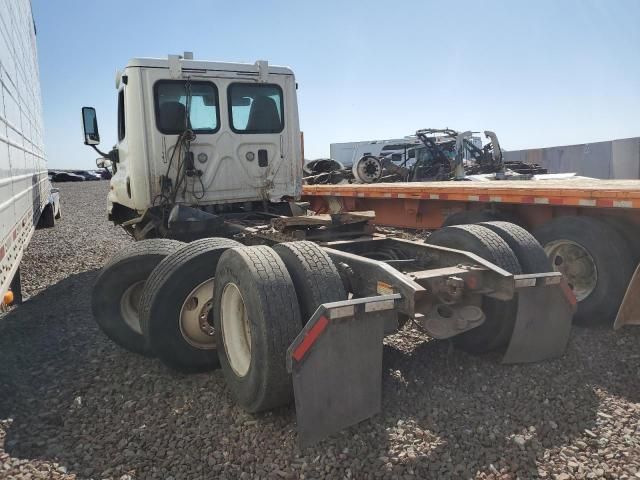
left=303, top=179, right=640, bottom=230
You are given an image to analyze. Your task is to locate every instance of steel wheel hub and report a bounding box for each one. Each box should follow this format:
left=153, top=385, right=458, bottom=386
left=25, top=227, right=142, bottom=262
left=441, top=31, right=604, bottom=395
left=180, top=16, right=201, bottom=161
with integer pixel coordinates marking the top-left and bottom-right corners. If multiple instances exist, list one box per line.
left=179, top=278, right=216, bottom=349
left=120, top=281, right=145, bottom=334
left=544, top=240, right=597, bottom=301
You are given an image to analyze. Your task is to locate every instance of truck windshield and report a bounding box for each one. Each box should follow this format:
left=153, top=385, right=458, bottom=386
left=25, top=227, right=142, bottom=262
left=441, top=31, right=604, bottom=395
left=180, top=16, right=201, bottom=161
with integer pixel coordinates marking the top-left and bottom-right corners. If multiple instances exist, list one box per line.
left=154, top=80, right=219, bottom=134
left=228, top=83, right=283, bottom=134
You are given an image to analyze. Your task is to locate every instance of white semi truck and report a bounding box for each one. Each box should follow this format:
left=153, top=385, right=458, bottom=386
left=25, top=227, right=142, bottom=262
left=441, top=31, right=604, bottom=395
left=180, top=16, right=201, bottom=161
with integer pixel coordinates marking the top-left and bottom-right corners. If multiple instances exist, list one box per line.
left=82, top=53, right=575, bottom=445
left=0, top=0, right=60, bottom=305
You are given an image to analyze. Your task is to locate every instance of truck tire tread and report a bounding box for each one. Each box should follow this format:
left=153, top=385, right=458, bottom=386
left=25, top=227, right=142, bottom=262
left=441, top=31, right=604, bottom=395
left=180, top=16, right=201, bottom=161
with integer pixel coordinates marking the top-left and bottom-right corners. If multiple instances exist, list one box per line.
left=92, top=239, right=184, bottom=355
left=272, top=241, right=347, bottom=324
left=138, top=237, right=241, bottom=371
left=427, top=224, right=522, bottom=352
left=213, top=246, right=301, bottom=412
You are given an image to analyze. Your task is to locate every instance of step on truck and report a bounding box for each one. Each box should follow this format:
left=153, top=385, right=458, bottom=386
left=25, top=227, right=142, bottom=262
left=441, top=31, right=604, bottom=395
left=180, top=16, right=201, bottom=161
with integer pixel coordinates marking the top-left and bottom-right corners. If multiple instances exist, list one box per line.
left=82, top=53, right=575, bottom=445
left=0, top=0, right=61, bottom=309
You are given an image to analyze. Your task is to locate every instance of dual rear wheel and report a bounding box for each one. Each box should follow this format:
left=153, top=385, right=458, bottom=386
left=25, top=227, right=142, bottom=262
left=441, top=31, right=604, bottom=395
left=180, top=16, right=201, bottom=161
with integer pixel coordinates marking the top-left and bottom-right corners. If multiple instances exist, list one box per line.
left=92, top=238, right=346, bottom=411
left=427, top=221, right=551, bottom=353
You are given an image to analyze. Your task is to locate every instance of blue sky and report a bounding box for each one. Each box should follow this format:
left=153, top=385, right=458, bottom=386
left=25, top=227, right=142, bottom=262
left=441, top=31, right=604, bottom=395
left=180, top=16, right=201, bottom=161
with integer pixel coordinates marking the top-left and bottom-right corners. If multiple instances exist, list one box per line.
left=33, top=0, right=640, bottom=169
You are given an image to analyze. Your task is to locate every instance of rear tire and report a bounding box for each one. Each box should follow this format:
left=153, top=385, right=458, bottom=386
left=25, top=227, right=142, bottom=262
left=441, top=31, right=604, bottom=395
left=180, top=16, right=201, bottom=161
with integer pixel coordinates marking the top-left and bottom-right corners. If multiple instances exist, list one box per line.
left=213, top=246, right=301, bottom=412
left=480, top=221, right=552, bottom=273
left=533, top=216, right=634, bottom=325
left=442, top=210, right=521, bottom=228
left=91, top=239, right=184, bottom=355
left=479, top=221, right=552, bottom=345
left=272, top=241, right=347, bottom=324
left=38, top=205, right=55, bottom=228
left=427, top=224, right=522, bottom=353
left=139, top=237, right=241, bottom=371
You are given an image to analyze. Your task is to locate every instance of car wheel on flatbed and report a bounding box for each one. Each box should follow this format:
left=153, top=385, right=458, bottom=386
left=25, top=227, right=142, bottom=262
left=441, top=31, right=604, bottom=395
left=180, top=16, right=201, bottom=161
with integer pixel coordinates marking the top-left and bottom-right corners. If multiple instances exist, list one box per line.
left=272, top=241, right=347, bottom=325
left=139, top=237, right=241, bottom=372
left=213, top=245, right=301, bottom=413
left=534, top=216, right=634, bottom=325
left=91, top=239, right=184, bottom=355
left=427, top=223, right=522, bottom=353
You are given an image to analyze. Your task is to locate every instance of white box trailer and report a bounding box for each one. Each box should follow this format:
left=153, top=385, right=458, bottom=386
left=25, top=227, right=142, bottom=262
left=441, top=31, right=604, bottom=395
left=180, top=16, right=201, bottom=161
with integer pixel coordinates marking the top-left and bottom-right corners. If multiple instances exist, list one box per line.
left=0, top=0, right=60, bottom=303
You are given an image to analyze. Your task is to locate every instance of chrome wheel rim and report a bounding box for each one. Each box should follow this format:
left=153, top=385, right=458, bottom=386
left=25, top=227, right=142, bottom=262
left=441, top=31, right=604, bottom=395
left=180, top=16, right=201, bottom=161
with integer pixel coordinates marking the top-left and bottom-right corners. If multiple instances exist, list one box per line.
left=179, top=278, right=216, bottom=349
left=221, top=282, right=251, bottom=377
left=544, top=240, right=597, bottom=301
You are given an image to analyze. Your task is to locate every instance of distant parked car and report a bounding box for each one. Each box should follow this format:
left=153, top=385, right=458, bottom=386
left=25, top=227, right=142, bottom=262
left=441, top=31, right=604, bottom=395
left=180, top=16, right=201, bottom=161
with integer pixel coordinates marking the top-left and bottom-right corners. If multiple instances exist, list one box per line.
left=52, top=172, right=85, bottom=182
left=96, top=169, right=112, bottom=180
left=72, top=170, right=101, bottom=181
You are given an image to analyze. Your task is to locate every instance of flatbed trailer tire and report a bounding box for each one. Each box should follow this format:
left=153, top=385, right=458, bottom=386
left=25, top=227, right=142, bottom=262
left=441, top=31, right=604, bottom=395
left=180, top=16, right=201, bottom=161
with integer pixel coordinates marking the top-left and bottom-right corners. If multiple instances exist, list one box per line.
left=272, top=241, right=347, bottom=324
left=91, top=239, right=184, bottom=356
left=427, top=224, right=522, bottom=353
left=600, top=216, right=640, bottom=264
left=213, top=246, right=301, bottom=413
left=138, top=237, right=241, bottom=371
left=533, top=216, right=634, bottom=325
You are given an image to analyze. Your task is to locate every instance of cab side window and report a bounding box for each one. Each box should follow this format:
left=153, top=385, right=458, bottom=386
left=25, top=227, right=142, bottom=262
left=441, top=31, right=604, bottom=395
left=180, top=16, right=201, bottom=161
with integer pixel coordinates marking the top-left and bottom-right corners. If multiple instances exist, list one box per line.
left=117, top=89, right=125, bottom=141
left=228, top=83, right=284, bottom=134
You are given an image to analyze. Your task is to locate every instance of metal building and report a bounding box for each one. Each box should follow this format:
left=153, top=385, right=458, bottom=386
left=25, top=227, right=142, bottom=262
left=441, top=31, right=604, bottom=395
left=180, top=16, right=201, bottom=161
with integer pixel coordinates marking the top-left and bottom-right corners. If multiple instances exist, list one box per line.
left=504, top=137, right=640, bottom=179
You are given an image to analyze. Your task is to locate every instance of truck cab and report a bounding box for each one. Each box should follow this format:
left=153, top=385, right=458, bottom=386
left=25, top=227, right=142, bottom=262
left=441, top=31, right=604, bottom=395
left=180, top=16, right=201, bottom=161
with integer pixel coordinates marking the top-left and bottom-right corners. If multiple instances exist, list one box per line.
left=82, top=53, right=302, bottom=239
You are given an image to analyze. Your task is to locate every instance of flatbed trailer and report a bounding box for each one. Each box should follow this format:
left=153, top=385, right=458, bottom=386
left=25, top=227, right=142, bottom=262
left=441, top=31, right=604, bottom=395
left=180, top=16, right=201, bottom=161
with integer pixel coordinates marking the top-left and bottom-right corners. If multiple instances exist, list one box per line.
left=303, top=178, right=640, bottom=327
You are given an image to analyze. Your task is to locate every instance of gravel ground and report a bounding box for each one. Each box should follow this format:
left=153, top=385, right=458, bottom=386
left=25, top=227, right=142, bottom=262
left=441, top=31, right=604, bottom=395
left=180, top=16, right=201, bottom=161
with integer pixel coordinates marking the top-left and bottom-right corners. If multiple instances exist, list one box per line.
left=0, top=181, right=638, bottom=479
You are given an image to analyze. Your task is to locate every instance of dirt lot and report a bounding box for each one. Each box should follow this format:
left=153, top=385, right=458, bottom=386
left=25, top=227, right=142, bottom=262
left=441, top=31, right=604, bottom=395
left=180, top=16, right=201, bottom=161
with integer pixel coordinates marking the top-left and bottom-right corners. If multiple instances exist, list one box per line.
left=0, top=181, right=638, bottom=479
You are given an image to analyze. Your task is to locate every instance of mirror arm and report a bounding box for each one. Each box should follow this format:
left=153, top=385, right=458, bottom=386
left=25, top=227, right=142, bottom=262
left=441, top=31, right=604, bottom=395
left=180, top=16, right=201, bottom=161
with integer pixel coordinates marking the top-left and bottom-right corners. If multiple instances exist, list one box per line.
left=90, top=144, right=110, bottom=158
left=91, top=144, right=119, bottom=164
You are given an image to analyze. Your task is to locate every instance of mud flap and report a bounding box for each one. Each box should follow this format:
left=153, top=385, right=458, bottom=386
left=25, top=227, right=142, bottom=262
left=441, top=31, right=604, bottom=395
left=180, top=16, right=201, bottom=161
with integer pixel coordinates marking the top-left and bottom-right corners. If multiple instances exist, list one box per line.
left=286, top=294, right=400, bottom=447
left=502, top=275, right=575, bottom=364
left=614, top=264, right=640, bottom=330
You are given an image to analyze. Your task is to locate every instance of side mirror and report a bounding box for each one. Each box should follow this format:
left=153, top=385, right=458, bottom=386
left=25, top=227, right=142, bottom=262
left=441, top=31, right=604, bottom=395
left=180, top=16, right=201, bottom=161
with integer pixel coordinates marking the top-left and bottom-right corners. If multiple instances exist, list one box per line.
left=96, top=158, right=112, bottom=169
left=82, top=107, right=100, bottom=145
left=408, top=149, right=416, bottom=159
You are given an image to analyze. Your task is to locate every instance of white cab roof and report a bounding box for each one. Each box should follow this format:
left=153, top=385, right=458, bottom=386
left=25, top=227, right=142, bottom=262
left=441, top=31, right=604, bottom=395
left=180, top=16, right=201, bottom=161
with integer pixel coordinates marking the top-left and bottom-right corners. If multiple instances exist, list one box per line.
left=126, top=57, right=294, bottom=75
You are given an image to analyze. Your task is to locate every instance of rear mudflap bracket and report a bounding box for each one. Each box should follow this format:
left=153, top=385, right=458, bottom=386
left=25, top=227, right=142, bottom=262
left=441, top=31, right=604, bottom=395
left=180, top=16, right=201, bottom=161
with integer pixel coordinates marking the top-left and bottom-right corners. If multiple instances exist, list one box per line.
left=286, top=294, right=400, bottom=372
